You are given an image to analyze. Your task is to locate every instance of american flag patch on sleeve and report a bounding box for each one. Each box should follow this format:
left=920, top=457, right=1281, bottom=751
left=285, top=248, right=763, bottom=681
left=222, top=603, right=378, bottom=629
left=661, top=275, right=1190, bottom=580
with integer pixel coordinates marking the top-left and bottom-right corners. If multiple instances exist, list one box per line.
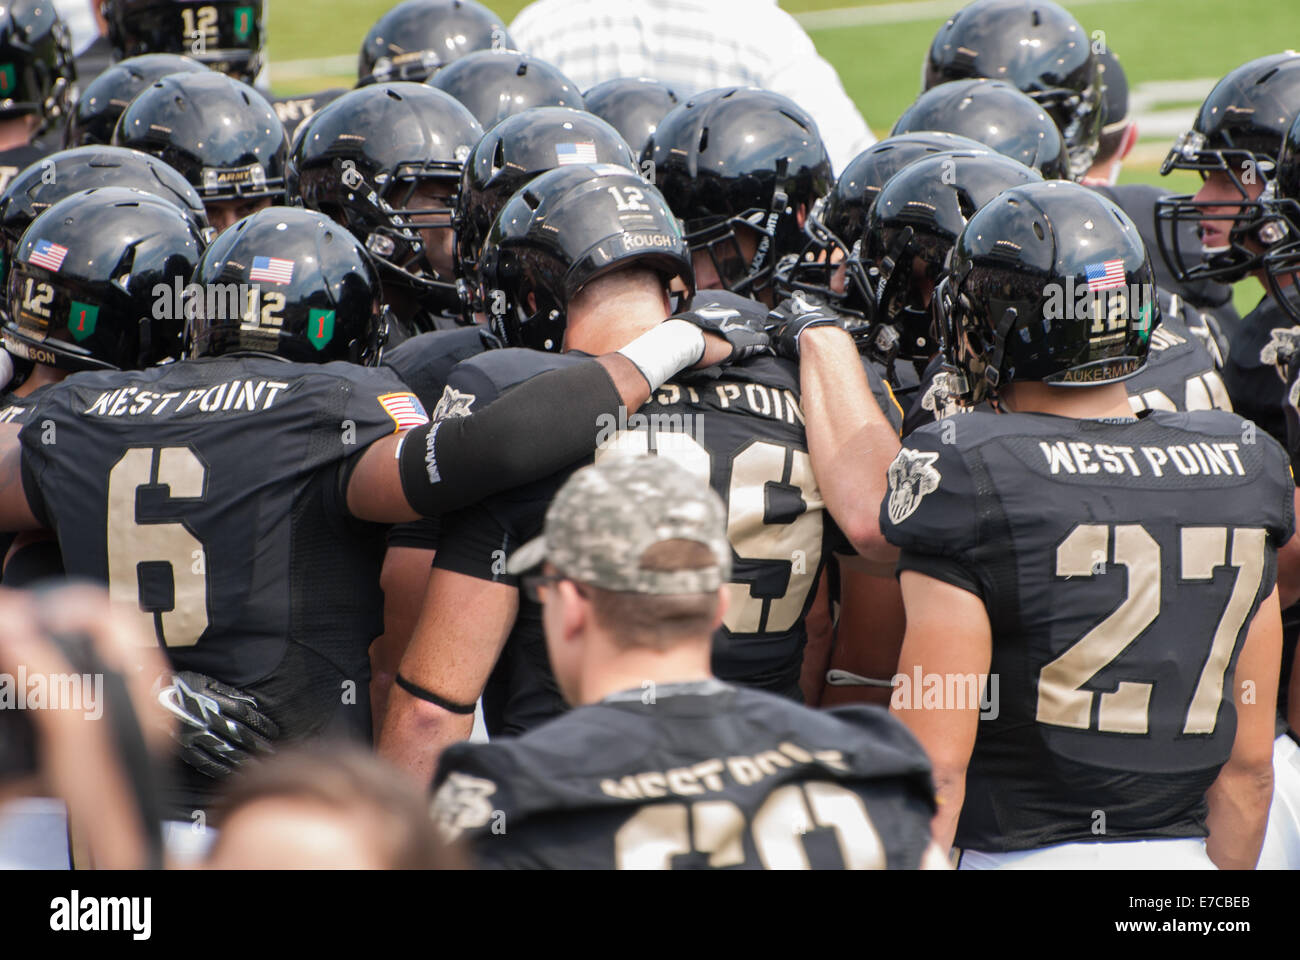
left=378, top=392, right=430, bottom=431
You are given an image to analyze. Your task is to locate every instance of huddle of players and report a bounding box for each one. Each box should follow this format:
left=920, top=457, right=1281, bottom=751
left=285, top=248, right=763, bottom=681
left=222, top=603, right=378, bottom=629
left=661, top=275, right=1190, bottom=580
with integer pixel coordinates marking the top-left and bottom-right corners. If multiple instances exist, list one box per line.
left=0, top=0, right=1297, bottom=869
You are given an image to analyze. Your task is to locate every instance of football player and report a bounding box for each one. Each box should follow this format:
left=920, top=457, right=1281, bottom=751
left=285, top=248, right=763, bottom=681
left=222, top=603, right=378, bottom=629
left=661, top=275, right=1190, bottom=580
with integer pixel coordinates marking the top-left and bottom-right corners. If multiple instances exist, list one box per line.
left=922, top=0, right=1101, bottom=181
left=1, top=185, right=205, bottom=584
left=0, top=203, right=759, bottom=825
left=0, top=2, right=77, bottom=194
left=357, top=0, right=512, bottom=86
left=367, top=108, right=641, bottom=731
left=287, top=82, right=484, bottom=334
left=875, top=181, right=1289, bottom=867
left=426, top=49, right=584, bottom=130
left=63, top=53, right=209, bottom=147
left=1156, top=53, right=1300, bottom=443
left=113, top=71, right=288, bottom=232
left=432, top=455, right=944, bottom=869
left=378, top=164, right=900, bottom=784
left=646, top=86, right=833, bottom=306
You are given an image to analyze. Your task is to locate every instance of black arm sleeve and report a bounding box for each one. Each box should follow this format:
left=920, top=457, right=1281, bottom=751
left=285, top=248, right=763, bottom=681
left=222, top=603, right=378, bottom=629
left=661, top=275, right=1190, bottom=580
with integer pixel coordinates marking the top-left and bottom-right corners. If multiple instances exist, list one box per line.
left=398, top=358, right=622, bottom=517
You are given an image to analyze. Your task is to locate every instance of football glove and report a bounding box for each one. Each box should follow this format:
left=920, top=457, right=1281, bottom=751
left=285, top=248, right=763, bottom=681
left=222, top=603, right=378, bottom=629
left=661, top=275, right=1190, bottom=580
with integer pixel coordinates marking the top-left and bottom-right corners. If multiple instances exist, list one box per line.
left=766, top=292, right=846, bottom=361
left=671, top=299, right=771, bottom=364
left=157, top=671, right=279, bottom=780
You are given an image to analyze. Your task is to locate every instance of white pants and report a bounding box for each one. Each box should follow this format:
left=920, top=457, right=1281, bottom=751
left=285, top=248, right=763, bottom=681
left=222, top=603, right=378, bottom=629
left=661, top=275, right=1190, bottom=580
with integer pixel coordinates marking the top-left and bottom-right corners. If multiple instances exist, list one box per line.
left=1258, top=733, right=1300, bottom=869
left=958, top=837, right=1217, bottom=869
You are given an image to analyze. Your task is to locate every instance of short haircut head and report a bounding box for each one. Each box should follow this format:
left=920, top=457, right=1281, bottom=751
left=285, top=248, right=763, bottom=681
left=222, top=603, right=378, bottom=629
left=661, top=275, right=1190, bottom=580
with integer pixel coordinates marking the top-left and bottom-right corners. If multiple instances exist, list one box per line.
left=581, top=538, right=722, bottom=649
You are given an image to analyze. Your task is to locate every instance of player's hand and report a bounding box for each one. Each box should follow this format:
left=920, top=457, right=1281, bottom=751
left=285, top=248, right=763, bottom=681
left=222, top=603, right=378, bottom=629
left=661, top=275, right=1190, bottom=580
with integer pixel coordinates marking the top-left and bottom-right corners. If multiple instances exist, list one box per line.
left=671, top=302, right=771, bottom=367
left=766, top=292, right=847, bottom=361
left=158, top=671, right=279, bottom=779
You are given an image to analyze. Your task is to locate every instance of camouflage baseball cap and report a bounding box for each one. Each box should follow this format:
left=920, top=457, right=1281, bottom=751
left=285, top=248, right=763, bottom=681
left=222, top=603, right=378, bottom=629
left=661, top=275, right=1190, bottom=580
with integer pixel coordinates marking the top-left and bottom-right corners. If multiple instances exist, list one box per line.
left=506, top=454, right=732, bottom=594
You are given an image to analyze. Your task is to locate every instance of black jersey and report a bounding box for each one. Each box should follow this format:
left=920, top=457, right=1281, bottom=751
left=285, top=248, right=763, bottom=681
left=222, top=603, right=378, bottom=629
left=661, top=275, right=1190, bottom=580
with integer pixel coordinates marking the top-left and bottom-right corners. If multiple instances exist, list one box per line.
left=882, top=409, right=1293, bottom=852
left=0, top=386, right=44, bottom=581
left=272, top=89, right=346, bottom=144
left=902, top=302, right=1230, bottom=437
left=1220, top=291, right=1300, bottom=446
left=431, top=680, right=936, bottom=869
left=17, top=356, right=430, bottom=813
left=434, top=344, right=903, bottom=734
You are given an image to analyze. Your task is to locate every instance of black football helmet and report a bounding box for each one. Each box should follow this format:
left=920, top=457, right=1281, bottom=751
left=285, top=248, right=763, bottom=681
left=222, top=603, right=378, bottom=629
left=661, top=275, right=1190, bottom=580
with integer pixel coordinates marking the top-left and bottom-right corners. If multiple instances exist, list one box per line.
left=102, top=0, right=263, bottom=83
left=1155, top=54, right=1300, bottom=286
left=113, top=71, right=287, bottom=204
left=776, top=132, right=990, bottom=320
left=358, top=0, right=512, bottom=86
left=4, top=187, right=205, bottom=371
left=185, top=207, right=387, bottom=365
left=425, top=50, right=583, bottom=130
left=583, top=77, right=681, bottom=157
left=286, top=82, right=483, bottom=323
left=940, top=180, right=1156, bottom=403
left=478, top=164, right=693, bottom=352
left=65, top=54, right=208, bottom=147
left=0, top=0, right=76, bottom=136
left=646, top=86, right=832, bottom=298
left=0, top=145, right=210, bottom=300
left=865, top=151, right=1044, bottom=367
left=454, top=107, right=638, bottom=292
left=892, top=79, right=1070, bottom=180
left=1262, top=110, right=1300, bottom=321
left=923, top=0, right=1101, bottom=180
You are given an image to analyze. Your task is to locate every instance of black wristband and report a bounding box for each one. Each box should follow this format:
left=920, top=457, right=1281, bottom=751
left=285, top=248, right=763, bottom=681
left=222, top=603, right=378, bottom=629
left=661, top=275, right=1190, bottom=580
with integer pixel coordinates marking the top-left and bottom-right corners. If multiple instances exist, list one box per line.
left=395, top=672, right=478, bottom=715
left=399, top=358, right=622, bottom=517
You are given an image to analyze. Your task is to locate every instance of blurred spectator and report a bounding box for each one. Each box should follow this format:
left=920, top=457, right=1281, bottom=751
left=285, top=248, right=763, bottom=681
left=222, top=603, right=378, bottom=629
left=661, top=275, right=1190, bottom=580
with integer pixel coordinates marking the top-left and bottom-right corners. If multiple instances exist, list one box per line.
left=0, top=585, right=171, bottom=869
left=206, top=745, right=457, bottom=869
left=509, top=0, right=875, bottom=173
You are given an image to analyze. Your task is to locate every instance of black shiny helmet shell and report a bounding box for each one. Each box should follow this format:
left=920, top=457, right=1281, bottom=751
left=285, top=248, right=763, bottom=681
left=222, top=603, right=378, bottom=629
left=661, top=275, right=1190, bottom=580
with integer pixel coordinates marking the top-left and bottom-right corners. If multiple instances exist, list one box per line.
left=866, top=150, right=1044, bottom=360
left=923, top=0, right=1101, bottom=179
left=426, top=49, right=583, bottom=130
left=645, top=86, right=832, bottom=297
left=0, top=0, right=76, bottom=135
left=583, top=77, right=681, bottom=157
left=286, top=82, right=483, bottom=317
left=776, top=132, right=992, bottom=323
left=185, top=207, right=386, bottom=366
left=1262, top=108, right=1300, bottom=319
left=103, top=0, right=264, bottom=83
left=358, top=0, right=512, bottom=86
left=892, top=79, right=1070, bottom=180
left=113, top=71, right=288, bottom=203
left=1156, top=53, right=1300, bottom=285
left=479, top=164, right=693, bottom=351
left=0, top=145, right=211, bottom=298
left=941, top=179, right=1157, bottom=401
left=455, top=107, right=638, bottom=288
left=65, top=54, right=209, bottom=147
left=4, top=186, right=205, bottom=371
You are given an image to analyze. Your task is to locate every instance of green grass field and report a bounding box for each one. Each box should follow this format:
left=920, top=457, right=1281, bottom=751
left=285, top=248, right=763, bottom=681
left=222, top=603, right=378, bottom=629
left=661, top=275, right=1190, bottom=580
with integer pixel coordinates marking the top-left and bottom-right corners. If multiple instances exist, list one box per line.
left=267, top=0, right=1300, bottom=314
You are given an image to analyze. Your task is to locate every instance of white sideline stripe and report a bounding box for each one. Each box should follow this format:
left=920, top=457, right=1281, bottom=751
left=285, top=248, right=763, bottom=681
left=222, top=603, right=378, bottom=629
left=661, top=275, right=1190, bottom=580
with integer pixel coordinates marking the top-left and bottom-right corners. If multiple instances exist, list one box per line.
left=793, top=0, right=1141, bottom=31
left=270, top=52, right=356, bottom=80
